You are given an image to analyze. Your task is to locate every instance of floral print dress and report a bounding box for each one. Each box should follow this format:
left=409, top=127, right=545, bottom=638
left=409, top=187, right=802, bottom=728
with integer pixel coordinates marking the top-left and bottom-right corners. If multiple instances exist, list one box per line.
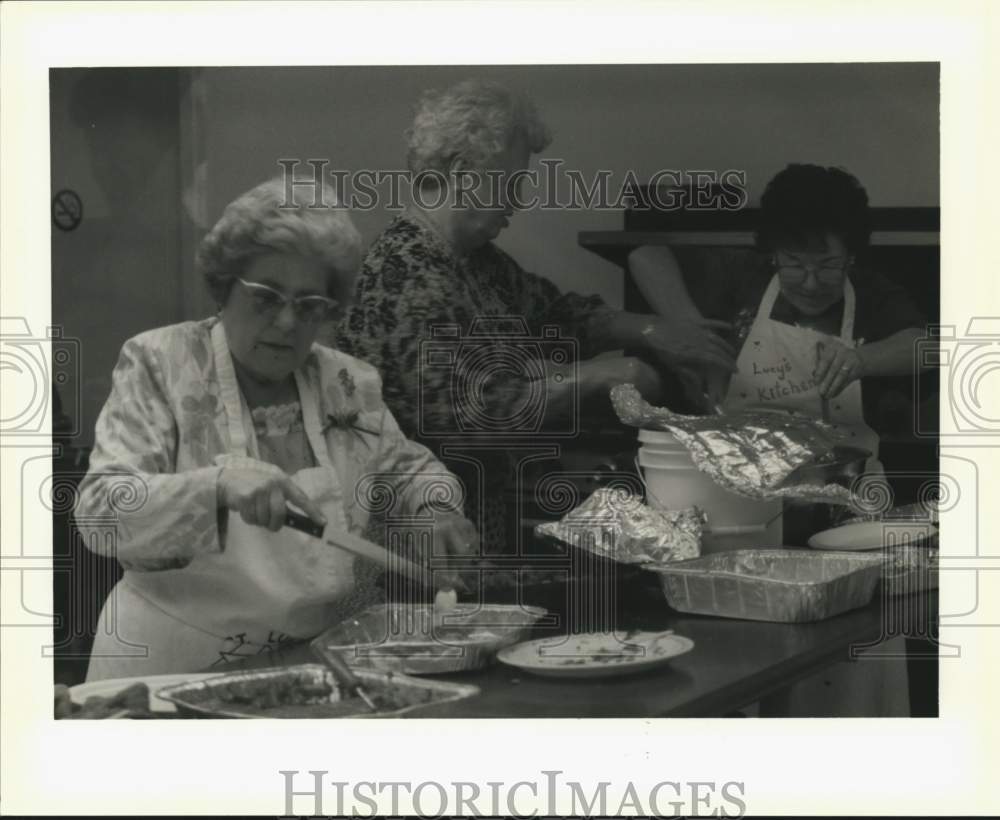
left=329, top=211, right=619, bottom=554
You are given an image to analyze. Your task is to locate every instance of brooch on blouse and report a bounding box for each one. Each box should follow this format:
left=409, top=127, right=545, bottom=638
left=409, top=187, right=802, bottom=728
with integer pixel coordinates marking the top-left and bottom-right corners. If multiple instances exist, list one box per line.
left=323, top=410, right=380, bottom=448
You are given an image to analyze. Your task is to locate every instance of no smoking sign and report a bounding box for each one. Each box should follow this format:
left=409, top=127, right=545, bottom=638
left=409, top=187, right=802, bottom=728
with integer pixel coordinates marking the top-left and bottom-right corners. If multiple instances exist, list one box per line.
left=52, top=189, right=83, bottom=231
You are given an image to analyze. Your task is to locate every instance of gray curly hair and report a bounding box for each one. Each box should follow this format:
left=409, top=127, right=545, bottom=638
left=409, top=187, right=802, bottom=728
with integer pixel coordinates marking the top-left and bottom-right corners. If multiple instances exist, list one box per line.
left=406, top=79, right=552, bottom=176
left=196, top=176, right=362, bottom=306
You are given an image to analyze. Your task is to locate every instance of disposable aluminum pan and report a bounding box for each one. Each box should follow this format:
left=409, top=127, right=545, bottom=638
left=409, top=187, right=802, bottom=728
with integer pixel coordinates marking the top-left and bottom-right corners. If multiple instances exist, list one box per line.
left=651, top=549, right=882, bottom=623
left=312, top=604, right=549, bottom=675
left=156, top=664, right=480, bottom=718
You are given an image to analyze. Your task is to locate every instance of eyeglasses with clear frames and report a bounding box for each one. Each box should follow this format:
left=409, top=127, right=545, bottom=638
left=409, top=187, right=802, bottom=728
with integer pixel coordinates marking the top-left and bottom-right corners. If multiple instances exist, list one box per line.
left=773, top=254, right=853, bottom=286
left=235, top=277, right=339, bottom=323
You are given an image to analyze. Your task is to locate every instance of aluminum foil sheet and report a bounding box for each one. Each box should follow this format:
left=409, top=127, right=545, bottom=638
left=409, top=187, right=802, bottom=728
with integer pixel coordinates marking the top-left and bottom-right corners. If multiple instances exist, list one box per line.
left=155, top=664, right=480, bottom=718
left=651, top=549, right=882, bottom=622
left=312, top=604, right=547, bottom=675
left=611, top=384, right=853, bottom=504
left=535, top=487, right=703, bottom=566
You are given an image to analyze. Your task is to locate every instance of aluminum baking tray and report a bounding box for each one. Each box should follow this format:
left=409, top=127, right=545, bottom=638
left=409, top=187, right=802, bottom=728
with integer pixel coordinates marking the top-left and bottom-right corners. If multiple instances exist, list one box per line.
left=312, top=603, right=549, bottom=675
left=651, top=549, right=882, bottom=623
left=155, top=664, right=480, bottom=718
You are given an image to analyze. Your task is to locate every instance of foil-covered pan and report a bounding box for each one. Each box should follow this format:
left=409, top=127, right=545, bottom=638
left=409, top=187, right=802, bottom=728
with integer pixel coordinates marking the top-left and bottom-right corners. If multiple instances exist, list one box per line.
left=156, top=664, right=479, bottom=718
left=611, top=384, right=853, bottom=504
left=534, top=487, right=703, bottom=566
left=651, top=549, right=882, bottom=622
left=312, top=604, right=548, bottom=675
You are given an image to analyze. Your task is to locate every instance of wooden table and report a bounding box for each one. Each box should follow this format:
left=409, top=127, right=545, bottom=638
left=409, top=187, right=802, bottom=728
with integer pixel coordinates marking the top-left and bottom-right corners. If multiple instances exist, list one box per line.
left=214, top=585, right=938, bottom=718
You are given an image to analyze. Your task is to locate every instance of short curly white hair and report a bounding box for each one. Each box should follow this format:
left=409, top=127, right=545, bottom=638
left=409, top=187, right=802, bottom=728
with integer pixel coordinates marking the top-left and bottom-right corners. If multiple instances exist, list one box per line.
left=196, top=176, right=362, bottom=306
left=406, top=79, right=552, bottom=176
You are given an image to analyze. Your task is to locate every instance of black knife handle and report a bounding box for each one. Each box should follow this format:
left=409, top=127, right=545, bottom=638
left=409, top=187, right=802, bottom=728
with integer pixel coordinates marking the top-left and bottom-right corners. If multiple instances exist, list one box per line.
left=284, top=508, right=325, bottom=538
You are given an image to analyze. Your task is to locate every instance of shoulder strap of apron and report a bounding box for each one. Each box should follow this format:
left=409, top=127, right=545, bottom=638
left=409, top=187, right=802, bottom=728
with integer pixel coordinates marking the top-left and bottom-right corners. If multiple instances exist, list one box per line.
left=212, top=323, right=333, bottom=469
left=759, top=274, right=857, bottom=342
left=840, top=278, right=857, bottom=342
left=293, top=352, right=334, bottom=470
left=211, top=320, right=257, bottom=457
left=757, top=274, right=782, bottom=318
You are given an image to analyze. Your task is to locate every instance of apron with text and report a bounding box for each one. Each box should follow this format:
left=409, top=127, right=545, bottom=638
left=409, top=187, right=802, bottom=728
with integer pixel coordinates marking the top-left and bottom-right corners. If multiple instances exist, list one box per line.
left=86, top=323, right=356, bottom=681
left=723, top=276, right=906, bottom=716
left=723, top=275, right=882, bottom=473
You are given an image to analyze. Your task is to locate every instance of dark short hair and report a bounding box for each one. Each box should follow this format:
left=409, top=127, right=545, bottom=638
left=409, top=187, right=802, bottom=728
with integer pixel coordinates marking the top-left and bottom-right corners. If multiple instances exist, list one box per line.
left=755, top=164, right=871, bottom=255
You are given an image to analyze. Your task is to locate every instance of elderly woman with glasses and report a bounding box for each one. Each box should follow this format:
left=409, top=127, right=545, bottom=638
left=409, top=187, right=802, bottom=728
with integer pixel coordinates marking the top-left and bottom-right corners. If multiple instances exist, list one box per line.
left=630, top=163, right=927, bottom=475
left=75, top=178, right=476, bottom=681
left=333, top=78, right=736, bottom=556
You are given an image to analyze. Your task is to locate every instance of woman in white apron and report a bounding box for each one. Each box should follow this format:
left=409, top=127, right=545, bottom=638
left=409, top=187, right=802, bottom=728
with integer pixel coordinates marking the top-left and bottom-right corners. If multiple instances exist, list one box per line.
left=76, top=178, right=477, bottom=681
left=630, top=164, right=929, bottom=715
left=723, top=250, right=908, bottom=716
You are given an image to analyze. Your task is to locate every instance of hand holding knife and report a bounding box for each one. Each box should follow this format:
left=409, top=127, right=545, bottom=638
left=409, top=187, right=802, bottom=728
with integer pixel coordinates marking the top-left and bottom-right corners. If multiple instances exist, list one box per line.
left=283, top=508, right=467, bottom=595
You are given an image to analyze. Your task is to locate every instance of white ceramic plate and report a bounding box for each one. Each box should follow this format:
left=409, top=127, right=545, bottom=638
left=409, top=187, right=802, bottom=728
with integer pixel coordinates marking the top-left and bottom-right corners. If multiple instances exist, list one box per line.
left=69, top=673, right=223, bottom=713
left=808, top=521, right=937, bottom=551
left=497, top=631, right=694, bottom=679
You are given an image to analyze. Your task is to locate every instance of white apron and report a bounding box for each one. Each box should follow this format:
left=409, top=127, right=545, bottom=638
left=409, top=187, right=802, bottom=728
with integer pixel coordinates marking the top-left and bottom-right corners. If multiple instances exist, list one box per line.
left=723, top=275, right=882, bottom=473
left=724, top=276, right=907, bottom=716
left=86, top=323, right=356, bottom=681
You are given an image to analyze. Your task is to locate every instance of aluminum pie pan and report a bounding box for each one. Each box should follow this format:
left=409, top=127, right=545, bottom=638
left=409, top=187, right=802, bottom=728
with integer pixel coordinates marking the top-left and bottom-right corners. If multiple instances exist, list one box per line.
left=312, top=604, right=549, bottom=675
left=650, top=549, right=882, bottom=623
left=155, top=664, right=480, bottom=718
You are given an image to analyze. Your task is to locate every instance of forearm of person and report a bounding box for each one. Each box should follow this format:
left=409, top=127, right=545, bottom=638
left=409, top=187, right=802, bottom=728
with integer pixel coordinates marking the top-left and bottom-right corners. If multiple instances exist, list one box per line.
left=628, top=245, right=703, bottom=320
left=859, top=328, right=926, bottom=377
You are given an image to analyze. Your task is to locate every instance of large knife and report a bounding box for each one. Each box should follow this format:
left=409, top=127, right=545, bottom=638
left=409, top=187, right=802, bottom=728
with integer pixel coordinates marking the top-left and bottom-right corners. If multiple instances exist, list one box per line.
left=283, top=508, right=435, bottom=588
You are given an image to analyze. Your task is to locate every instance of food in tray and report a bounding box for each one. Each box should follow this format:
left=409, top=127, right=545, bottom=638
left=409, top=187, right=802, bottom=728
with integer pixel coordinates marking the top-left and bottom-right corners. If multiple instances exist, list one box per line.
left=189, top=674, right=432, bottom=718
left=158, top=665, right=477, bottom=718
left=186, top=675, right=401, bottom=718
left=54, top=681, right=155, bottom=719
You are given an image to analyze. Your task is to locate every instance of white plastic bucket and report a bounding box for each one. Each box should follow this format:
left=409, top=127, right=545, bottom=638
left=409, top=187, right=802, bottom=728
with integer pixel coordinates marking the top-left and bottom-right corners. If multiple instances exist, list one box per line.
left=637, top=429, right=688, bottom=450
left=636, top=432, right=782, bottom=553
left=632, top=449, right=695, bottom=468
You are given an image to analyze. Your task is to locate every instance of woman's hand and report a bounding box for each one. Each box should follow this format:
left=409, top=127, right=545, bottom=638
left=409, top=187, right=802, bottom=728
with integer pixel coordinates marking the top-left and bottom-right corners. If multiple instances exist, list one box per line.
left=814, top=340, right=866, bottom=398
left=431, top=511, right=479, bottom=559
left=429, top=511, right=479, bottom=593
left=217, top=466, right=327, bottom=532
left=639, top=316, right=738, bottom=374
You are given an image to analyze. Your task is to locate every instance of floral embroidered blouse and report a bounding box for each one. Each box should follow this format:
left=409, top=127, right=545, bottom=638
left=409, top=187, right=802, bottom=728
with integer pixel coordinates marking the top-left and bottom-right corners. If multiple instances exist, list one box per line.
left=74, top=316, right=462, bottom=572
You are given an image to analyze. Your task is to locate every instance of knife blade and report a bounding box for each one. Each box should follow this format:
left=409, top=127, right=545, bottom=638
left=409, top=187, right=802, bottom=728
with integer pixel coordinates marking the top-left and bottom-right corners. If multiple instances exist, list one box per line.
left=284, top=508, right=433, bottom=587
